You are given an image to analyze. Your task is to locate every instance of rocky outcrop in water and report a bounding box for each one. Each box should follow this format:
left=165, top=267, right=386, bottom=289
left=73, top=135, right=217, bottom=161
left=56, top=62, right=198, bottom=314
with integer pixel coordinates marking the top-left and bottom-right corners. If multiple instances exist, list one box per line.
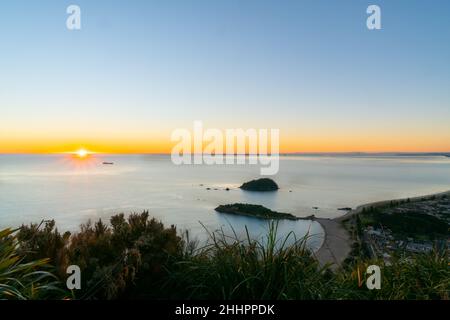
left=240, top=178, right=279, bottom=191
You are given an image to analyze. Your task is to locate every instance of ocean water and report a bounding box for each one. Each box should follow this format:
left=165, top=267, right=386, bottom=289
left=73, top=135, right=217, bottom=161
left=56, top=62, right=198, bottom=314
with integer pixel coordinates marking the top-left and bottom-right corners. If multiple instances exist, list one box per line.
left=1, top=154, right=450, bottom=251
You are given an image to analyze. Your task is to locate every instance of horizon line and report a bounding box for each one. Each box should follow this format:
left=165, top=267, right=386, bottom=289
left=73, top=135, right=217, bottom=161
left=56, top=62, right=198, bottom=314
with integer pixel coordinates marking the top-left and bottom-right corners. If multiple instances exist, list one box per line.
left=1, top=151, right=449, bottom=156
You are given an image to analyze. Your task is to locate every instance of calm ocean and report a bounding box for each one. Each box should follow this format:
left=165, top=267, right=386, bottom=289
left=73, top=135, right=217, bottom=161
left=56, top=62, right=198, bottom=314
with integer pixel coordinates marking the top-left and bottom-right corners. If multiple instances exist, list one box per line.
left=1, top=154, right=450, bottom=251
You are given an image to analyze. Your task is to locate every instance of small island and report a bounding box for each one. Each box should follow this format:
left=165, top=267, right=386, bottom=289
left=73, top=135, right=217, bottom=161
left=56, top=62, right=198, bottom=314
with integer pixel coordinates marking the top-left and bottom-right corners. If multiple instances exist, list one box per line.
left=240, top=178, right=279, bottom=191
left=215, top=203, right=298, bottom=220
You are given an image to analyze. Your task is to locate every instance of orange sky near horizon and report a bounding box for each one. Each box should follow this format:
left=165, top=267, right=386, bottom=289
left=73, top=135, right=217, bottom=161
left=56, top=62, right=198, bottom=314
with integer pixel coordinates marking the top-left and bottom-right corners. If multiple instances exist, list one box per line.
left=2, top=115, right=450, bottom=154
left=2, top=130, right=449, bottom=154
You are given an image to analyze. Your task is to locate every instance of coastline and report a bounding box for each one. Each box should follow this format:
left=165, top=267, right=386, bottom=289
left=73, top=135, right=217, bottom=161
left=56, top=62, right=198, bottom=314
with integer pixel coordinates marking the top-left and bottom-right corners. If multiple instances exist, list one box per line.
left=314, top=217, right=352, bottom=269
left=313, top=189, right=450, bottom=269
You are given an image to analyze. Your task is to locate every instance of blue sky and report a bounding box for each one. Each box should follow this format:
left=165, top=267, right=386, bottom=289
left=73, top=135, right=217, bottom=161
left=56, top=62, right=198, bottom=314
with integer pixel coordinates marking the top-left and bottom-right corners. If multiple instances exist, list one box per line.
left=1, top=0, right=450, bottom=152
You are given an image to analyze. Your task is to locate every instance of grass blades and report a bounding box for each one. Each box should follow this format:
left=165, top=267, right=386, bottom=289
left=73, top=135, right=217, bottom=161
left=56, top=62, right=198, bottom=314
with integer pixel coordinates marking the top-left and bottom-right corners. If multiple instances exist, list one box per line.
left=0, top=228, right=65, bottom=300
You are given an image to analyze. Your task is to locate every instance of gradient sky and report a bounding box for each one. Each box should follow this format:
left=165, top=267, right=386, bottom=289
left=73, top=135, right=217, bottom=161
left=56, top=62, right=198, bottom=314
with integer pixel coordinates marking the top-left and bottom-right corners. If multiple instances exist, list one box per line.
left=1, top=0, right=450, bottom=153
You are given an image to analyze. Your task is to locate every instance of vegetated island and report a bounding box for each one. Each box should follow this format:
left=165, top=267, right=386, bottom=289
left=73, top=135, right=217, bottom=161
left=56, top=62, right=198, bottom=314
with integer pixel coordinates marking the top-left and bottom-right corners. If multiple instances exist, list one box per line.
left=240, top=178, right=279, bottom=191
left=215, top=203, right=302, bottom=220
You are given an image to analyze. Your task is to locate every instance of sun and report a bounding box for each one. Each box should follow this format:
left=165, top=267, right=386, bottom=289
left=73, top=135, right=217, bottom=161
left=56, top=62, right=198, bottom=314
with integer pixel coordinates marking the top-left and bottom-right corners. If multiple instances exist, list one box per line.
left=75, top=148, right=89, bottom=158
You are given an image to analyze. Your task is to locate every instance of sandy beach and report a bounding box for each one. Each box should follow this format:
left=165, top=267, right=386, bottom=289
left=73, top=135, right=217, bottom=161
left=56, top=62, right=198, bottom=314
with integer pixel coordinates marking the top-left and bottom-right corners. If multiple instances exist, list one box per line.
left=314, top=218, right=352, bottom=269
left=314, top=189, right=450, bottom=269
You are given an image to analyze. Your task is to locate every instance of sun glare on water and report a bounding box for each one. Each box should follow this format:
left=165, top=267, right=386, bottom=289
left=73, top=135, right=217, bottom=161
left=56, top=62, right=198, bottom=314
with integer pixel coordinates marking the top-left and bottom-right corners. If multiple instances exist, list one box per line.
left=65, top=148, right=98, bottom=169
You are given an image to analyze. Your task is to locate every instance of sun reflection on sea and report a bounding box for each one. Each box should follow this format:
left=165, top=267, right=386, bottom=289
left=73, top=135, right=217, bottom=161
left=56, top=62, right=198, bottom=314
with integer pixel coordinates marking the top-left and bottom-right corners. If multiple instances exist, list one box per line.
left=60, top=149, right=101, bottom=171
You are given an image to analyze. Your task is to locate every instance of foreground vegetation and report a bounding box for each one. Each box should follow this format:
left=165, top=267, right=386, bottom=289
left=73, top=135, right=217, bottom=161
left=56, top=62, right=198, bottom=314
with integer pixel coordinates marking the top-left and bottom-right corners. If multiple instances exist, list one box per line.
left=0, top=228, right=66, bottom=299
left=1, top=212, right=448, bottom=300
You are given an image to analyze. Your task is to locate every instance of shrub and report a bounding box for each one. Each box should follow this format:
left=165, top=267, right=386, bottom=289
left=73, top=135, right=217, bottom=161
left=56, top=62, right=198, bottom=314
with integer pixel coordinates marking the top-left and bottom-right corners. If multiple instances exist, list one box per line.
left=162, top=223, right=335, bottom=299
left=0, top=228, right=66, bottom=300
left=6, top=212, right=449, bottom=300
left=16, top=212, right=184, bottom=299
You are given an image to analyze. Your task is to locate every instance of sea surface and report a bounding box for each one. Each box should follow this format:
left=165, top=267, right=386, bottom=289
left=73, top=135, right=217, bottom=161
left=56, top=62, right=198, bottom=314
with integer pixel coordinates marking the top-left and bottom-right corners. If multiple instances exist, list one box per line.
left=1, top=154, right=450, bottom=251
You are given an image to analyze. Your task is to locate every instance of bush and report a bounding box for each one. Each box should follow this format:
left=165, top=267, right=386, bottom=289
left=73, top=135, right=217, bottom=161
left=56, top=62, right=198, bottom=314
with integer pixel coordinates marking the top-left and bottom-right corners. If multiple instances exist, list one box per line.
left=334, top=252, right=450, bottom=300
left=163, top=223, right=335, bottom=299
left=17, top=220, right=70, bottom=279
left=16, top=212, right=184, bottom=299
left=0, top=228, right=66, bottom=300
left=5, top=212, right=449, bottom=300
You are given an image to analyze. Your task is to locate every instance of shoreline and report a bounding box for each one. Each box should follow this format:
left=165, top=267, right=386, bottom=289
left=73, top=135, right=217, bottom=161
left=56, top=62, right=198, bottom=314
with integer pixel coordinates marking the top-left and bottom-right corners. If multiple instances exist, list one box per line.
left=313, top=189, right=450, bottom=269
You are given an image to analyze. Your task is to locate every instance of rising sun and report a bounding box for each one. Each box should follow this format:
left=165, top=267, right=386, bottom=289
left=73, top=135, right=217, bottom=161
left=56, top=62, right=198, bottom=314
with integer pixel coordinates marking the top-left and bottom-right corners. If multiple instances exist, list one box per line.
left=75, top=148, right=89, bottom=158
